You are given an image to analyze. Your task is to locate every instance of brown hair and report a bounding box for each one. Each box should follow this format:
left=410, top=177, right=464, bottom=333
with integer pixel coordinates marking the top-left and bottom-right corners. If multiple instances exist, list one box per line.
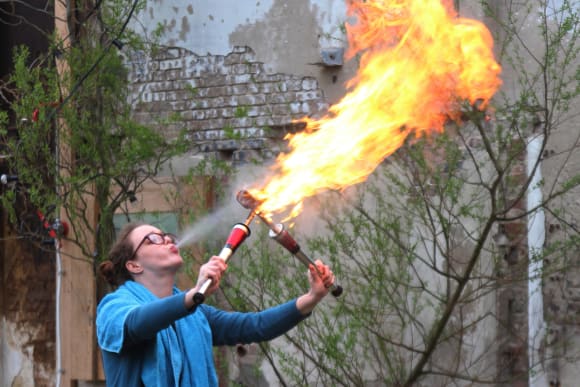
left=98, top=222, right=144, bottom=287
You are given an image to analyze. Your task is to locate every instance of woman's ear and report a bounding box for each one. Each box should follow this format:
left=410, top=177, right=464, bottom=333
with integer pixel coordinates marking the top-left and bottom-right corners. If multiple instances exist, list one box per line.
left=126, top=260, right=143, bottom=274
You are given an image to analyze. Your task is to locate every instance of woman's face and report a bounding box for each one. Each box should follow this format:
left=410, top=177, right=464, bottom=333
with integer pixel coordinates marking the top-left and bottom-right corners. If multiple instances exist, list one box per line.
left=126, top=225, right=183, bottom=275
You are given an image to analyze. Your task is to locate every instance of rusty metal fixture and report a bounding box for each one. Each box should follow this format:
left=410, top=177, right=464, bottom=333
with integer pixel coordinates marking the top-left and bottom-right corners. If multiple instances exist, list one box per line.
left=236, top=189, right=262, bottom=211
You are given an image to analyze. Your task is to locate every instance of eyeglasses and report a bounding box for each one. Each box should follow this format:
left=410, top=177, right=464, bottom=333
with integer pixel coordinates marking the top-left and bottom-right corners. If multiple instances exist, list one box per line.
left=129, top=232, right=179, bottom=260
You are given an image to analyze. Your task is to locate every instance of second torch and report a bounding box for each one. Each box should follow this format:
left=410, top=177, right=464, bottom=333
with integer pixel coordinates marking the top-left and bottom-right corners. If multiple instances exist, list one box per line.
left=268, top=223, right=343, bottom=297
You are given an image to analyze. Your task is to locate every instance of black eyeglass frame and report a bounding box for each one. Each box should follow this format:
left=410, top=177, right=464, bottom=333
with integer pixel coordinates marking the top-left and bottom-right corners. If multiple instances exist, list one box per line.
left=128, top=232, right=179, bottom=261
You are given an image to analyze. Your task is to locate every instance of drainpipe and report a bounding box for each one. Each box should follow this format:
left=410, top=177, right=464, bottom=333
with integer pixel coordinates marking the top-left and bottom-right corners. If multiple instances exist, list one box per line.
left=54, top=0, right=70, bottom=384
left=55, top=239, right=63, bottom=387
left=527, top=134, right=547, bottom=386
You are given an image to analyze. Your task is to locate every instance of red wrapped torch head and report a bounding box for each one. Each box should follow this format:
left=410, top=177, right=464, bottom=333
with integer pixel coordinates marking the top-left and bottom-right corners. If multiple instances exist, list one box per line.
left=217, top=223, right=251, bottom=261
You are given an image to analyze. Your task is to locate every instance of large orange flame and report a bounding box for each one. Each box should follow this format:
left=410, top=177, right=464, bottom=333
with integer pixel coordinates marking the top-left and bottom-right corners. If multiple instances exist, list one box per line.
left=248, top=0, right=501, bottom=218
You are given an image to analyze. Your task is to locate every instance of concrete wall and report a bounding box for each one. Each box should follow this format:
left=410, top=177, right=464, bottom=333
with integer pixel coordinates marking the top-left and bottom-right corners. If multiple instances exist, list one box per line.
left=541, top=113, right=580, bottom=387
left=125, top=3, right=501, bottom=385
left=491, top=1, right=580, bottom=386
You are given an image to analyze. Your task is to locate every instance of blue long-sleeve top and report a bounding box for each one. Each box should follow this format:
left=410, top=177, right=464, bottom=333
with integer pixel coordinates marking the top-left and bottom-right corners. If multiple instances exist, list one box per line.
left=96, top=280, right=308, bottom=387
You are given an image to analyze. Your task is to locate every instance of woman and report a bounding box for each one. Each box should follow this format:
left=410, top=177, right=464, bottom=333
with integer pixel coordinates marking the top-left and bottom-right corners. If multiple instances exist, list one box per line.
left=96, top=222, right=335, bottom=386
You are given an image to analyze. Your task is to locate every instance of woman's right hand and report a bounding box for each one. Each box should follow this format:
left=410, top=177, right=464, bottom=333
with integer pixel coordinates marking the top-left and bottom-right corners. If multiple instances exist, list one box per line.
left=196, top=256, right=228, bottom=295
left=185, top=256, right=228, bottom=310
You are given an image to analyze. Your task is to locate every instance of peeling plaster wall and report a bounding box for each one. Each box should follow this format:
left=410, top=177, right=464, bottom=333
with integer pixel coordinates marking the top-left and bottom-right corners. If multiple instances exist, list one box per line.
left=539, top=112, right=580, bottom=387
left=1, top=320, right=38, bottom=387
left=133, top=0, right=356, bottom=103
left=0, top=222, right=55, bottom=387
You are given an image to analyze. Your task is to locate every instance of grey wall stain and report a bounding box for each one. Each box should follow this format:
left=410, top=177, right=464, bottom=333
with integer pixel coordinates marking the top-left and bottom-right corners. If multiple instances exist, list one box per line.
left=180, top=16, right=191, bottom=41
left=167, top=17, right=176, bottom=33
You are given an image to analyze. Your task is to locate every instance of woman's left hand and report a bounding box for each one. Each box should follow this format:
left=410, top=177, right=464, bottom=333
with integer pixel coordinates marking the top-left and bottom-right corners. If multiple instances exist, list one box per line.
left=296, top=259, right=335, bottom=315
left=307, top=260, right=335, bottom=300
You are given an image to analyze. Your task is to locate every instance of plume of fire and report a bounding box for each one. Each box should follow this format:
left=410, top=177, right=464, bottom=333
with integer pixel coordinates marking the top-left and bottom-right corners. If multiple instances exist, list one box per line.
left=248, top=0, right=502, bottom=219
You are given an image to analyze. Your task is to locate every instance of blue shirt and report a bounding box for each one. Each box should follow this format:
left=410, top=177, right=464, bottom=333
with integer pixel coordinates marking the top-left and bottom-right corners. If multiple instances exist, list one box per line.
left=96, top=281, right=308, bottom=386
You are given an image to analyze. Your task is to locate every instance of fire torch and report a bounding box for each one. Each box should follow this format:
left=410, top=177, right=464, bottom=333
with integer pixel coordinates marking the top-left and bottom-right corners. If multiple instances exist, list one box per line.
left=192, top=189, right=343, bottom=307
left=236, top=189, right=343, bottom=297
left=192, top=222, right=252, bottom=305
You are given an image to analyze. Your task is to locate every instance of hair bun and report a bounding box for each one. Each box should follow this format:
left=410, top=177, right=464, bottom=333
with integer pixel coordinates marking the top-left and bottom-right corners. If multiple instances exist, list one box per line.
left=99, top=260, right=116, bottom=285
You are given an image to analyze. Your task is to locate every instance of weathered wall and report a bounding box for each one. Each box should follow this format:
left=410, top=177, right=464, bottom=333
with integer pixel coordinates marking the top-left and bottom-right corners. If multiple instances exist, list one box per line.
left=1, top=217, right=55, bottom=387
left=540, top=117, right=580, bottom=386
left=122, top=3, right=353, bottom=385
left=132, top=0, right=356, bottom=104
left=491, top=2, right=580, bottom=386
left=495, top=136, right=531, bottom=385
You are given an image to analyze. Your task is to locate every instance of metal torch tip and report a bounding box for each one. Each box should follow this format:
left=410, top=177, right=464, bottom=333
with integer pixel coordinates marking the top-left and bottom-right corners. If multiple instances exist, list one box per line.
left=236, top=190, right=262, bottom=210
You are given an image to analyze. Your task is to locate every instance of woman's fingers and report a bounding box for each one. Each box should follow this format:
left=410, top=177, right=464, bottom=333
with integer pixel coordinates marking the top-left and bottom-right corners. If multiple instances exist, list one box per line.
left=198, top=256, right=228, bottom=288
left=315, top=260, right=334, bottom=282
left=310, top=260, right=335, bottom=290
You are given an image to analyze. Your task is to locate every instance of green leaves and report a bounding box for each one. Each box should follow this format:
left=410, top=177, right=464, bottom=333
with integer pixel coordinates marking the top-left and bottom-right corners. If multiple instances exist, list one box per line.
left=0, top=1, right=187, bottom=259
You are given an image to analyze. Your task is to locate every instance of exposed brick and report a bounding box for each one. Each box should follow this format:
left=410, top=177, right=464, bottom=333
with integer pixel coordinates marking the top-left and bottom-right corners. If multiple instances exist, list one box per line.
left=296, top=90, right=323, bottom=101
left=233, top=149, right=261, bottom=164
left=204, top=75, right=228, bottom=87
left=232, top=74, right=253, bottom=84
left=231, top=63, right=250, bottom=74
left=271, top=104, right=292, bottom=116
left=215, top=139, right=241, bottom=150
left=224, top=53, right=242, bottom=65
left=301, top=77, right=318, bottom=90
left=130, top=46, right=329, bottom=164
left=159, top=59, right=183, bottom=70
left=248, top=63, right=263, bottom=74
left=258, top=82, right=277, bottom=93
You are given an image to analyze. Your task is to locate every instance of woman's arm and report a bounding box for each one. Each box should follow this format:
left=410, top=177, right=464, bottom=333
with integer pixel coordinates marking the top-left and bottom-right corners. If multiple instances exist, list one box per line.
left=203, top=300, right=308, bottom=346
left=124, top=294, right=190, bottom=344
left=206, top=260, right=335, bottom=345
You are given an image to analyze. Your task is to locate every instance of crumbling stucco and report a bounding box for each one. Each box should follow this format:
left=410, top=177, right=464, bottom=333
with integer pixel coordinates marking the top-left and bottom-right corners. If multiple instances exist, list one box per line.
left=1, top=319, right=52, bottom=387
